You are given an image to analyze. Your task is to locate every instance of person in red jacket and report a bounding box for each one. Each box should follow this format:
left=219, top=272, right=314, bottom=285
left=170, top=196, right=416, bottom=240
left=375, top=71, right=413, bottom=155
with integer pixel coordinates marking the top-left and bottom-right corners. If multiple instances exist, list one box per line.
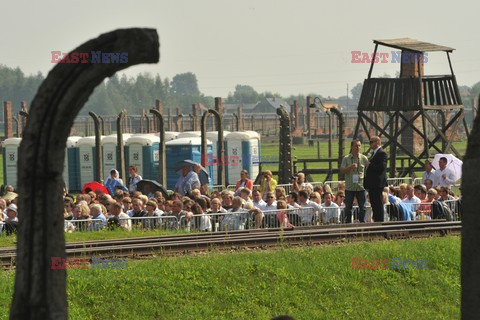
left=234, top=170, right=253, bottom=195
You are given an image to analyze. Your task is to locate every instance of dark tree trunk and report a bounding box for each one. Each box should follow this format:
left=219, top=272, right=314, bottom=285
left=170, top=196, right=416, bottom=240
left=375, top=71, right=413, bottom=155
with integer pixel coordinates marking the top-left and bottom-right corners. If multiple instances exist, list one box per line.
left=11, top=28, right=159, bottom=320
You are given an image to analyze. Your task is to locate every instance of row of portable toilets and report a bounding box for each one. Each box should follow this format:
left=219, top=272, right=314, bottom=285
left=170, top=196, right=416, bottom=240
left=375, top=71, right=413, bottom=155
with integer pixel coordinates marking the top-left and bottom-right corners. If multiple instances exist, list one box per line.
left=2, top=131, right=261, bottom=192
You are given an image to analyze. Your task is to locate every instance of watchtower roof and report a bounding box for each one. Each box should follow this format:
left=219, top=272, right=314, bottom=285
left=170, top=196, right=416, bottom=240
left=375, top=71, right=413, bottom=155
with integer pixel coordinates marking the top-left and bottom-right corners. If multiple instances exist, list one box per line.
left=374, top=38, right=455, bottom=53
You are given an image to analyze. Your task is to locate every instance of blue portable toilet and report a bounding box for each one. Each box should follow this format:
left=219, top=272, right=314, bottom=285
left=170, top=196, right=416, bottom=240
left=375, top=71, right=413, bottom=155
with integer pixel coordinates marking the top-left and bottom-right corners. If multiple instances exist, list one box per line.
left=206, top=131, right=229, bottom=185
left=165, top=132, right=180, bottom=141
left=165, top=137, right=213, bottom=190
left=2, top=138, right=22, bottom=189
left=125, top=134, right=160, bottom=180
left=63, top=136, right=81, bottom=192
left=224, top=131, right=261, bottom=185
left=77, top=136, right=99, bottom=187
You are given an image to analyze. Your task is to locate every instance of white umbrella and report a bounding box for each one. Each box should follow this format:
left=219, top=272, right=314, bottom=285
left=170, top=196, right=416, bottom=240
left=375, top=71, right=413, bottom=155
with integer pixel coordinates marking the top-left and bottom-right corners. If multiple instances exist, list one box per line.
left=432, top=153, right=463, bottom=182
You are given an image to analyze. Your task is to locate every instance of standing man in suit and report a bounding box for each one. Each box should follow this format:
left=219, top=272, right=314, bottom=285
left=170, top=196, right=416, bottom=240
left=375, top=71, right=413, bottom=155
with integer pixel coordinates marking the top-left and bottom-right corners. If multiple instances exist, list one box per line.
left=364, top=136, right=388, bottom=222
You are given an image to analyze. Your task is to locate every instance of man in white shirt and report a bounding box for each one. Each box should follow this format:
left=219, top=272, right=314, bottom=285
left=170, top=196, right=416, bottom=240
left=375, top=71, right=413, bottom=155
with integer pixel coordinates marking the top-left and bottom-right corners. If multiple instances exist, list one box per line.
left=432, top=157, right=456, bottom=188
left=402, top=184, right=422, bottom=214
left=263, top=192, right=278, bottom=212
left=252, top=189, right=267, bottom=210
left=422, top=160, right=435, bottom=184
left=239, top=188, right=253, bottom=206
left=222, top=197, right=248, bottom=231
left=297, top=190, right=321, bottom=225
left=109, top=201, right=132, bottom=231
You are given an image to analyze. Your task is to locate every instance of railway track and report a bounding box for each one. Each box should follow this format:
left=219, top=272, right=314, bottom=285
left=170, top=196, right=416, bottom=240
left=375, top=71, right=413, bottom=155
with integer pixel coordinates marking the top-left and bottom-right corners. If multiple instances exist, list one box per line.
left=0, top=220, right=460, bottom=269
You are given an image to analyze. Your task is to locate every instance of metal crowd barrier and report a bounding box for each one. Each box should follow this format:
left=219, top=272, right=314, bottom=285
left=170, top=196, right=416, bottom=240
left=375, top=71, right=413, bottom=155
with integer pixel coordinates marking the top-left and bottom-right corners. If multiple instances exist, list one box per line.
left=262, top=207, right=318, bottom=227
left=181, top=207, right=319, bottom=232
left=67, top=216, right=181, bottom=232
left=67, top=218, right=104, bottom=232
left=440, top=199, right=461, bottom=221
left=387, top=177, right=412, bottom=186
left=123, top=216, right=180, bottom=231
left=180, top=212, right=249, bottom=232
left=61, top=198, right=461, bottom=235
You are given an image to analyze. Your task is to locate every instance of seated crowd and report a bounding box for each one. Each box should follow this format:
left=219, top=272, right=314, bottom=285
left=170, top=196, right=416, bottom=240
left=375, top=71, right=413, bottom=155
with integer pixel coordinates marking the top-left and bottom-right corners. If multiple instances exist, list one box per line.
left=384, top=183, right=460, bottom=221
left=0, top=167, right=462, bottom=236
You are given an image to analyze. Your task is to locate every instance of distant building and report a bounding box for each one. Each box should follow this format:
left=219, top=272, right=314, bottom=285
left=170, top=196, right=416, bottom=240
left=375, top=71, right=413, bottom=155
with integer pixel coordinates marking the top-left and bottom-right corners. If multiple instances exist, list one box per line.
left=252, top=97, right=291, bottom=113
left=223, top=97, right=291, bottom=114
left=223, top=103, right=257, bottom=114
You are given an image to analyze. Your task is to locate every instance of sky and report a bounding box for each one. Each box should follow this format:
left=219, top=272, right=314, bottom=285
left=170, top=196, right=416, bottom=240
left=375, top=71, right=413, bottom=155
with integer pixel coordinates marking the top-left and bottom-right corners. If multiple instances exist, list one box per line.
left=1, top=0, right=479, bottom=99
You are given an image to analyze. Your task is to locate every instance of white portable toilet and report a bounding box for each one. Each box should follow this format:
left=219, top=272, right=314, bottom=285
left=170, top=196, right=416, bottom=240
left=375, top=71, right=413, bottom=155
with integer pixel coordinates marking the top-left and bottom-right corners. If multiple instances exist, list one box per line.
left=177, top=131, right=201, bottom=139
left=244, top=130, right=261, bottom=140
left=146, top=131, right=179, bottom=142
left=206, top=131, right=230, bottom=185
left=125, top=134, right=160, bottom=179
left=2, top=138, right=22, bottom=189
left=77, top=136, right=98, bottom=187
left=102, top=134, right=132, bottom=180
left=63, top=136, right=81, bottom=192
left=102, top=135, right=119, bottom=178
left=225, top=131, right=261, bottom=185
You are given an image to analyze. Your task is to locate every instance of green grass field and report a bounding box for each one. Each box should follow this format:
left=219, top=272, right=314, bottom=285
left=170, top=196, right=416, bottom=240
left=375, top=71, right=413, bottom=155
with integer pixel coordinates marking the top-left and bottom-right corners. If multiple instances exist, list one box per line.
left=0, top=236, right=460, bottom=320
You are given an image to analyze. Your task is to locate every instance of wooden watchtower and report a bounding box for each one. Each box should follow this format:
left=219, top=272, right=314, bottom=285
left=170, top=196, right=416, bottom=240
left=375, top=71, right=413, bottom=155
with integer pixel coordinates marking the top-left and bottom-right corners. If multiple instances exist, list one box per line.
left=354, top=38, right=468, bottom=177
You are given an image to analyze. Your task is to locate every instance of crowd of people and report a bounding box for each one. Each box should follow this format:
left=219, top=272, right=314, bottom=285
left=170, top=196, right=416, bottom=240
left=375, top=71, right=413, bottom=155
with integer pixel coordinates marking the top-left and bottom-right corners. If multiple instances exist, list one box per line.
left=0, top=138, right=462, bottom=236
left=340, top=137, right=461, bottom=223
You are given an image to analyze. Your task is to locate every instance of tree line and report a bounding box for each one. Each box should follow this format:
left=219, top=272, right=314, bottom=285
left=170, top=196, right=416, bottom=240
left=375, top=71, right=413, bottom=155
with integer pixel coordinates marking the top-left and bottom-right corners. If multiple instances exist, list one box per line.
left=0, top=64, right=478, bottom=116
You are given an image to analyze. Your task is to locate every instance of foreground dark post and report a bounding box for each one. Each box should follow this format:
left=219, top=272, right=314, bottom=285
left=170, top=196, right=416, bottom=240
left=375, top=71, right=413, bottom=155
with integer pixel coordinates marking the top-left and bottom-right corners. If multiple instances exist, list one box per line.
left=277, top=106, right=293, bottom=184
left=117, top=111, right=127, bottom=182
left=20, top=101, right=28, bottom=131
left=11, top=28, right=159, bottom=320
left=330, top=108, right=345, bottom=180
left=326, top=110, right=332, bottom=172
left=89, top=111, right=104, bottom=182
left=150, top=109, right=166, bottom=186
left=306, top=96, right=313, bottom=141
left=201, top=104, right=225, bottom=186
left=13, top=116, right=20, bottom=138
left=462, top=96, right=480, bottom=319
left=98, top=115, right=105, bottom=135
